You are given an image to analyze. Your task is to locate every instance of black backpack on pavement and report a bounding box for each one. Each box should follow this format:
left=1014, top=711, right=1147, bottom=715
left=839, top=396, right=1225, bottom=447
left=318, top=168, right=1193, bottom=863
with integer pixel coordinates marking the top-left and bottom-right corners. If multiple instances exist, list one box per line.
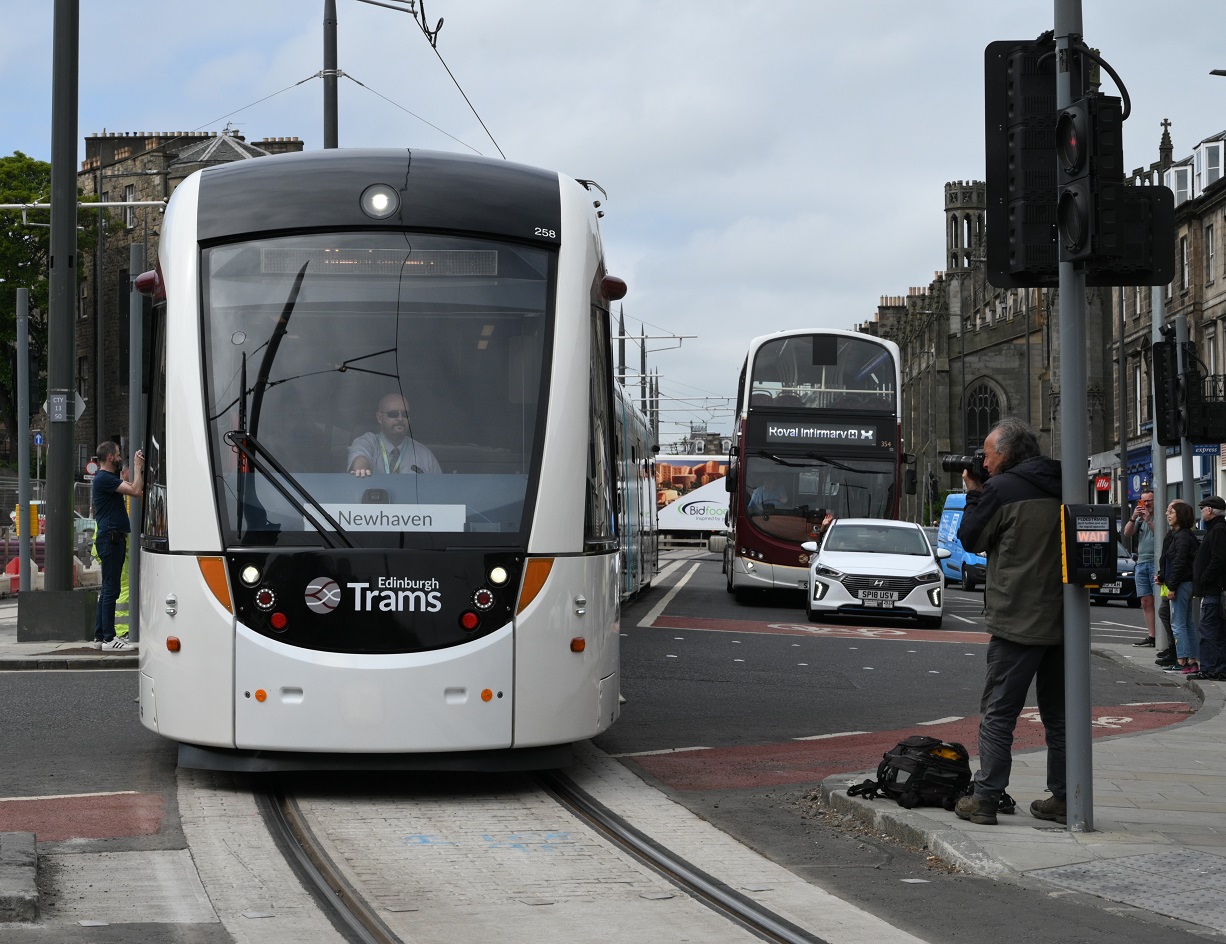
left=847, top=735, right=972, bottom=810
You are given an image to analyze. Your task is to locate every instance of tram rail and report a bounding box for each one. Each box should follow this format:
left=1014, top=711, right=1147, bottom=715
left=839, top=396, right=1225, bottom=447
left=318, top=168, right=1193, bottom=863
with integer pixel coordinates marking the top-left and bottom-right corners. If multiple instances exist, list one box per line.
left=258, top=771, right=831, bottom=944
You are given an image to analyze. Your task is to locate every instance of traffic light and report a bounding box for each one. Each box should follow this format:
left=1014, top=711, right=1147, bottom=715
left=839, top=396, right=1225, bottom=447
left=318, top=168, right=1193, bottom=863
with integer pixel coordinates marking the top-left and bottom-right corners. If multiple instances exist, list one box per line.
left=1056, top=94, right=1123, bottom=263
left=985, top=37, right=1058, bottom=288
left=1152, top=339, right=1198, bottom=446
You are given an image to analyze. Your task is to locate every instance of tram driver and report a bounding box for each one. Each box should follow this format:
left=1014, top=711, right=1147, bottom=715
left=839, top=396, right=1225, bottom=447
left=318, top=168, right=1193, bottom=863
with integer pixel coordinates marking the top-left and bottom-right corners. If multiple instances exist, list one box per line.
left=347, top=392, right=442, bottom=477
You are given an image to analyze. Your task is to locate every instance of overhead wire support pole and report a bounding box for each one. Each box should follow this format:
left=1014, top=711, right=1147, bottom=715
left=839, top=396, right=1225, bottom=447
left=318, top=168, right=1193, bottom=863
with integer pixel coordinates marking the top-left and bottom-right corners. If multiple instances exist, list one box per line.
left=1055, top=0, right=1094, bottom=834
left=324, top=0, right=338, bottom=148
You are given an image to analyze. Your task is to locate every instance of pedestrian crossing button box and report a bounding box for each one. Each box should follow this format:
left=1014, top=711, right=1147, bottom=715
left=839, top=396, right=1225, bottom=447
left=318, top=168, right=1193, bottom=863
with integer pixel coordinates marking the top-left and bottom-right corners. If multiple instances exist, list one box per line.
left=1061, top=504, right=1117, bottom=587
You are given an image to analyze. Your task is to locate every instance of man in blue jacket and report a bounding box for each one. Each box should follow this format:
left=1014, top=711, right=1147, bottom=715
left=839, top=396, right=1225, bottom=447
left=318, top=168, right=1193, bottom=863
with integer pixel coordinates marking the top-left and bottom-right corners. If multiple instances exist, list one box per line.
left=953, top=418, right=1066, bottom=826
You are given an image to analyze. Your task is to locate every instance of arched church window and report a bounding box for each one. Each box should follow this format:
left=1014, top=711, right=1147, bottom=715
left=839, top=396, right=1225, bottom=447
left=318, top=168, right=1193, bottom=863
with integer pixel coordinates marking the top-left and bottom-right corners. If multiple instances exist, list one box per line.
left=964, top=381, right=1002, bottom=452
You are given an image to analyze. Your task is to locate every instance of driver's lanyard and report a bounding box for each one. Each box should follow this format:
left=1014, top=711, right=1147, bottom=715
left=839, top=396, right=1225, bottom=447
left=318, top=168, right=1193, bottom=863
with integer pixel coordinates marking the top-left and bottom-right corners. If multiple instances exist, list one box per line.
left=377, top=439, right=402, bottom=474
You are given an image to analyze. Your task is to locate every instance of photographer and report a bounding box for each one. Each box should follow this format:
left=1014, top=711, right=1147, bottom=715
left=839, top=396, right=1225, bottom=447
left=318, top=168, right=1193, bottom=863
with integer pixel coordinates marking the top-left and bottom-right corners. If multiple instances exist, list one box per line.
left=951, top=418, right=1065, bottom=827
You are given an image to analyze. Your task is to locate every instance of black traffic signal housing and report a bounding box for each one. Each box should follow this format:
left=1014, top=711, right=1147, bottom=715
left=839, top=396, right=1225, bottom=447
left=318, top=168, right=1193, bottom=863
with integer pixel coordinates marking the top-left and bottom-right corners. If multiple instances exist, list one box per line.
left=986, top=38, right=1175, bottom=287
left=985, top=37, right=1059, bottom=288
left=1152, top=339, right=1199, bottom=446
left=1056, top=94, right=1123, bottom=263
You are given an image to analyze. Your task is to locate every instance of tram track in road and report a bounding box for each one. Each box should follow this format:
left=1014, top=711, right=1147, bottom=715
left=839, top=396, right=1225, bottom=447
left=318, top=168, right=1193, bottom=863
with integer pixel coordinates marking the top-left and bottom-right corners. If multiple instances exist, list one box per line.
left=255, top=769, right=840, bottom=944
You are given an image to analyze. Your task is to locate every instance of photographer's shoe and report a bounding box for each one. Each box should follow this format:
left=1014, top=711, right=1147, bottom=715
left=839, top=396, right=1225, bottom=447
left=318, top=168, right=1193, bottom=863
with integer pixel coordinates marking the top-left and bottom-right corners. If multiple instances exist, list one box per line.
left=1030, top=795, right=1067, bottom=825
left=955, top=795, right=998, bottom=825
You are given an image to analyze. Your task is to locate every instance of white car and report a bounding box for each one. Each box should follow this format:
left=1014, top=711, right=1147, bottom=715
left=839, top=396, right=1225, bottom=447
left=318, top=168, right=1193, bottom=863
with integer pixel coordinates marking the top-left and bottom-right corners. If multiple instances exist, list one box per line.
left=801, top=518, right=951, bottom=628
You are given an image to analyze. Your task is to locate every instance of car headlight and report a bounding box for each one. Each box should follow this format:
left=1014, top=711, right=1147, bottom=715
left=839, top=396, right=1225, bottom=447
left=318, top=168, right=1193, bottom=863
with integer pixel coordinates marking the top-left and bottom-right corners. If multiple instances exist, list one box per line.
left=916, top=570, right=942, bottom=584
left=816, top=564, right=845, bottom=579
left=1120, top=570, right=1134, bottom=579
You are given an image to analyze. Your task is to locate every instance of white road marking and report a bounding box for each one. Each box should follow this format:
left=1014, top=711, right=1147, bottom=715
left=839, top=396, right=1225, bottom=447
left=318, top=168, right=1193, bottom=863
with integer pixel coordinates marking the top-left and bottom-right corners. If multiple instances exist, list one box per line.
left=793, top=731, right=871, bottom=741
left=612, top=746, right=713, bottom=757
left=917, top=716, right=963, bottom=726
left=638, top=561, right=702, bottom=627
left=0, top=790, right=138, bottom=802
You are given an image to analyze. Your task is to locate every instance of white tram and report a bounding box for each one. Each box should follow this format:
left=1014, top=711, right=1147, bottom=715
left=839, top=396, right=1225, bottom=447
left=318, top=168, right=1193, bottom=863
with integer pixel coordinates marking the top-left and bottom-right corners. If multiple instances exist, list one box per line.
left=135, top=149, right=652, bottom=770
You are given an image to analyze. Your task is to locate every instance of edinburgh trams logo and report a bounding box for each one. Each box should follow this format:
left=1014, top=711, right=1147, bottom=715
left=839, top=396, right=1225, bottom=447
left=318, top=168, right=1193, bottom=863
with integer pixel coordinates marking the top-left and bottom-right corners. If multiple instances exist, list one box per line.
left=305, top=576, right=444, bottom=614
left=304, top=577, right=342, bottom=614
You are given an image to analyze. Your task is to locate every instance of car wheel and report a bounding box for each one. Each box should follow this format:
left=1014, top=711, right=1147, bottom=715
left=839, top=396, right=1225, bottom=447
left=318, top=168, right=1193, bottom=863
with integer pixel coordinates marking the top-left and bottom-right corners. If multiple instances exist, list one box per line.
left=919, top=616, right=944, bottom=629
left=805, top=601, right=818, bottom=623
left=961, top=567, right=976, bottom=592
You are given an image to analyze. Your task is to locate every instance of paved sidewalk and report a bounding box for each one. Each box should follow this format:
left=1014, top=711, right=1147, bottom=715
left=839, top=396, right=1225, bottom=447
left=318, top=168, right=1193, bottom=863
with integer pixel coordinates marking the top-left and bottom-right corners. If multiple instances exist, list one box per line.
left=0, top=596, right=137, bottom=671
left=823, top=641, right=1226, bottom=936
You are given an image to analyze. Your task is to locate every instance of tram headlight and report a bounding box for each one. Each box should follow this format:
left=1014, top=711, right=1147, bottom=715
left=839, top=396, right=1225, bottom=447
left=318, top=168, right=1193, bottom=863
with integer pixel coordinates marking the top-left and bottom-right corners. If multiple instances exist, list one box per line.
left=240, top=564, right=261, bottom=587
left=488, top=565, right=509, bottom=587
left=360, top=183, right=399, bottom=219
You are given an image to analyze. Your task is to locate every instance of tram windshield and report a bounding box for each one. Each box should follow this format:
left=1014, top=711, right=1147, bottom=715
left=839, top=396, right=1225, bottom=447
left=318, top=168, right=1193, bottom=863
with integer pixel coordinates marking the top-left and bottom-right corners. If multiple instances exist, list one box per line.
left=742, top=454, right=898, bottom=541
left=201, top=231, right=553, bottom=548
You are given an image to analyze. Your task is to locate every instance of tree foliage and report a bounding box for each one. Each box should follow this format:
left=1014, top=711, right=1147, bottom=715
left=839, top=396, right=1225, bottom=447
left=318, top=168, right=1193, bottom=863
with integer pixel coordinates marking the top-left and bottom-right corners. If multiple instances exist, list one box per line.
left=0, top=151, right=99, bottom=452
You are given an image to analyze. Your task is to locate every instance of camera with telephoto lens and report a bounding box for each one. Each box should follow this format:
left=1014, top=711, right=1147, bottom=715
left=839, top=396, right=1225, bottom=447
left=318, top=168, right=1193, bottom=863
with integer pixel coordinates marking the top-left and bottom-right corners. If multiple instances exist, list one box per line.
left=940, top=451, right=989, bottom=481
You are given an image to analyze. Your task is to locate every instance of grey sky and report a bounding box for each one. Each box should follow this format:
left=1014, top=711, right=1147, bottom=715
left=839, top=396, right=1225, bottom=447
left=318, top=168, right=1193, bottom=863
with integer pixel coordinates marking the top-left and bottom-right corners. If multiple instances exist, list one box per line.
left=1, top=1, right=1222, bottom=443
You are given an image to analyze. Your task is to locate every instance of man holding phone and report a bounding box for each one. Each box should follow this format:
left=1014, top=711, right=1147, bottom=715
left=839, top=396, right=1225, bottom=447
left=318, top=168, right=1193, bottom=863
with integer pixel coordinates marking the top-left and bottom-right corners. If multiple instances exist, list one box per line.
left=1122, top=488, right=1158, bottom=648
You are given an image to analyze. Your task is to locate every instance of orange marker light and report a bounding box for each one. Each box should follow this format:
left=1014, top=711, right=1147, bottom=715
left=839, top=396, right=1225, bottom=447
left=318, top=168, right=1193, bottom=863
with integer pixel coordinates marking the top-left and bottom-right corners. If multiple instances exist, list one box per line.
left=517, top=558, right=554, bottom=613
left=481, top=689, right=493, bottom=702
left=197, top=556, right=233, bottom=612
left=570, top=637, right=586, bottom=653
left=255, top=689, right=267, bottom=702
left=166, top=636, right=181, bottom=653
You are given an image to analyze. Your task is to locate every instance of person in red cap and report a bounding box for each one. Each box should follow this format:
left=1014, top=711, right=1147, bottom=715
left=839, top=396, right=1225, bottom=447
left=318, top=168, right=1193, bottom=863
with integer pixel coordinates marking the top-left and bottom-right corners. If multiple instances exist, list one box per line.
left=1189, top=496, right=1226, bottom=681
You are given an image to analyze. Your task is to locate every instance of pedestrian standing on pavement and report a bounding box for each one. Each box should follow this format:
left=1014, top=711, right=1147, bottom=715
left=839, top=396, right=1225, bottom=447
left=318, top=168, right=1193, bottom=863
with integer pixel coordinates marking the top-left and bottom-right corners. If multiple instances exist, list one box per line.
left=1157, top=500, right=1199, bottom=674
left=92, top=442, right=143, bottom=650
left=1122, top=489, right=1158, bottom=648
left=1188, top=496, right=1226, bottom=681
left=951, top=418, right=1067, bottom=827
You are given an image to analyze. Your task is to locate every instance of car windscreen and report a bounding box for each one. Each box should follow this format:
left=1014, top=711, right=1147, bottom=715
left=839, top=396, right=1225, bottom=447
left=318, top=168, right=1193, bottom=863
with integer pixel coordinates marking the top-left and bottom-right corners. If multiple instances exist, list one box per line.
left=824, top=525, right=931, bottom=555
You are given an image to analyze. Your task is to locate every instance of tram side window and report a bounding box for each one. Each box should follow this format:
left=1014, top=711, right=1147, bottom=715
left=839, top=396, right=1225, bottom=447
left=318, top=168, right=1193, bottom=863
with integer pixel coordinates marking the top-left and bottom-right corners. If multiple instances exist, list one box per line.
left=143, top=303, right=169, bottom=547
left=585, top=306, right=616, bottom=545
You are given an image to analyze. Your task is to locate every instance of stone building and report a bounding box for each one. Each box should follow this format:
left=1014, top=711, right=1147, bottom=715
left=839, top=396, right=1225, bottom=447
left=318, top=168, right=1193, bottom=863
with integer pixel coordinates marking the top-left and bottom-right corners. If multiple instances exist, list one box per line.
left=1118, top=123, right=1226, bottom=504
left=863, top=180, right=1113, bottom=524
left=865, top=123, right=1226, bottom=523
left=75, top=128, right=303, bottom=473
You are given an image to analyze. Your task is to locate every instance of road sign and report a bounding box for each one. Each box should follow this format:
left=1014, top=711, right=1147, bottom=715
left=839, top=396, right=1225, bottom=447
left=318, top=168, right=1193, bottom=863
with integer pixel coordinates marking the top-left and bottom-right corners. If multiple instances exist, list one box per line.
left=85, top=460, right=99, bottom=476
left=32, top=432, right=43, bottom=447
left=41, top=392, right=87, bottom=422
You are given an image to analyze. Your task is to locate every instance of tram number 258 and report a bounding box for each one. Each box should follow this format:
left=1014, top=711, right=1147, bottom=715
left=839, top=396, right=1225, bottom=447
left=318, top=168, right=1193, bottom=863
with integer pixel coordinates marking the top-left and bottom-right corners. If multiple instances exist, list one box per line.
left=534, top=227, right=557, bottom=239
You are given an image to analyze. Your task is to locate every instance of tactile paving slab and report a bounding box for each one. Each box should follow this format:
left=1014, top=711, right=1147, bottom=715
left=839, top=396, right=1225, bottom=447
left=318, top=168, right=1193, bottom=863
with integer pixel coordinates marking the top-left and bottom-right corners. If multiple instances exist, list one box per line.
left=1034, top=849, right=1226, bottom=932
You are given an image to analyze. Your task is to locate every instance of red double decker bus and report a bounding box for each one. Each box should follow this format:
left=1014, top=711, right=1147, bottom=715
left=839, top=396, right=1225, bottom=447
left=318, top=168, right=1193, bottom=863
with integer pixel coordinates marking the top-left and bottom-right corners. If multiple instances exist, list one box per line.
left=723, top=329, right=912, bottom=601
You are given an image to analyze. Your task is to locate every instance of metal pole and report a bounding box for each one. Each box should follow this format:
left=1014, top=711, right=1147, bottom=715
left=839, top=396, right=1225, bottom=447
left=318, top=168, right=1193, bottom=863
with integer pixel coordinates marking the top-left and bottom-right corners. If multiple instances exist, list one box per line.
left=1117, top=286, right=1127, bottom=522
left=1026, top=288, right=1033, bottom=424
left=324, top=0, right=339, bottom=149
left=45, top=0, right=79, bottom=592
left=1174, top=311, right=1196, bottom=500
left=127, top=245, right=144, bottom=642
left=17, top=289, right=30, bottom=592
left=95, top=165, right=105, bottom=447
left=1056, top=0, right=1093, bottom=833
left=1150, top=286, right=1170, bottom=648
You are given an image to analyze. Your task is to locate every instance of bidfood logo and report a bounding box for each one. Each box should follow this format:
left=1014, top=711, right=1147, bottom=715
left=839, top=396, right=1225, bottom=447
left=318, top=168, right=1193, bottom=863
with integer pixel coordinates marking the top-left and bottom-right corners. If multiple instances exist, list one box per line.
left=680, top=499, right=727, bottom=519
left=304, top=576, right=443, bottom=614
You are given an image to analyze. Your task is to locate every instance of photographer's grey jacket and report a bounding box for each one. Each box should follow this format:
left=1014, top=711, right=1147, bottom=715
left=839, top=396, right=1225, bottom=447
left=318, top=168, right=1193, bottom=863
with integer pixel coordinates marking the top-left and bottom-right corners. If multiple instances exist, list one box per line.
left=957, top=456, right=1064, bottom=645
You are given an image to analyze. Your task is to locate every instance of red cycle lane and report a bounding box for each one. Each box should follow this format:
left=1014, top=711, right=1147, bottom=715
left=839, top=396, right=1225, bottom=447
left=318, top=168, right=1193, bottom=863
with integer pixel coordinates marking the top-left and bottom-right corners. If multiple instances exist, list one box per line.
left=623, top=703, right=1194, bottom=791
left=0, top=792, right=164, bottom=841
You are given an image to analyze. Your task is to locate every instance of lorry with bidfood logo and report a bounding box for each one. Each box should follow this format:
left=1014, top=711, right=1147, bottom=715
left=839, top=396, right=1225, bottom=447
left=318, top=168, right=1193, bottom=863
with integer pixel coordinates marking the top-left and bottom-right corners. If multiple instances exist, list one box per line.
left=656, top=455, right=729, bottom=534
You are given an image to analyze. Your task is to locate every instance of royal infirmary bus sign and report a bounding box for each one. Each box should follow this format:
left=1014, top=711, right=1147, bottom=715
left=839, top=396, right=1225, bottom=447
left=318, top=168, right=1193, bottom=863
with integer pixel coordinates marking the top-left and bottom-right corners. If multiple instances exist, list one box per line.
left=749, top=417, right=895, bottom=451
